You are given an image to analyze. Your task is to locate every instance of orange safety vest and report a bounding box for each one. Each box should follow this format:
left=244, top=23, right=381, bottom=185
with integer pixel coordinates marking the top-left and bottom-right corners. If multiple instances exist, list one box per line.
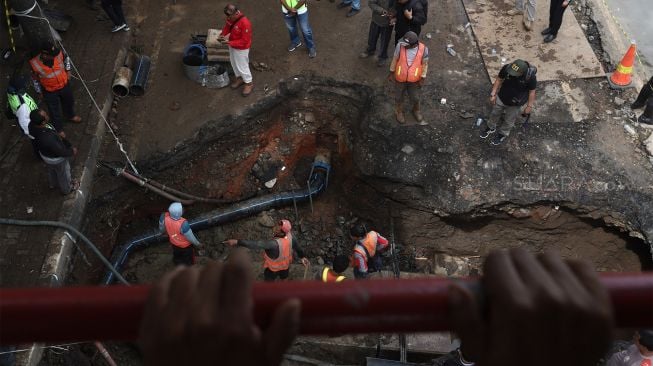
left=263, top=234, right=292, bottom=272
left=321, top=267, right=346, bottom=283
left=352, top=231, right=380, bottom=266
left=164, top=213, right=192, bottom=249
left=395, top=43, right=425, bottom=83
left=29, top=51, right=68, bottom=92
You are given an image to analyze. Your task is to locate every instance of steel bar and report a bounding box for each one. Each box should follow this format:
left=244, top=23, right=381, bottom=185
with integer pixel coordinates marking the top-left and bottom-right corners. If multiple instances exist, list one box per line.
left=1, top=273, right=652, bottom=345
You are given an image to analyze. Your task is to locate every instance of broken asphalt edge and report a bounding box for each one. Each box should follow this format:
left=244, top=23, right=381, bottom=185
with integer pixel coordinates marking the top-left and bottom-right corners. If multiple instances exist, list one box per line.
left=20, top=48, right=128, bottom=366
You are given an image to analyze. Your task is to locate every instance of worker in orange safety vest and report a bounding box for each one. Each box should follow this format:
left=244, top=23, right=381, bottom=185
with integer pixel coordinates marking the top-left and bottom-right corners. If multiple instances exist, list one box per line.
left=159, top=202, right=203, bottom=266
left=350, top=224, right=389, bottom=279
left=223, top=219, right=309, bottom=281
left=29, top=40, right=82, bottom=135
left=387, top=31, right=429, bottom=124
left=319, top=254, right=349, bottom=283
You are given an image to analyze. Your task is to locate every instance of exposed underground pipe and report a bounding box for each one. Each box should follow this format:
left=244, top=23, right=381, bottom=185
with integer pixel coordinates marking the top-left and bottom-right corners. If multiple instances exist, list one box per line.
left=111, top=66, right=132, bottom=97
left=129, top=55, right=150, bottom=96
left=116, top=167, right=194, bottom=205
left=103, top=153, right=332, bottom=284
left=1, top=273, right=652, bottom=345
left=93, top=342, right=117, bottom=366
left=0, top=218, right=129, bottom=285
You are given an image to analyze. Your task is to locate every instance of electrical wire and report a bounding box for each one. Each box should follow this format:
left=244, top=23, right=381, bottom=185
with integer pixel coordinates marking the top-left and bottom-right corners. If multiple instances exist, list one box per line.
left=0, top=218, right=129, bottom=285
left=12, top=1, right=140, bottom=174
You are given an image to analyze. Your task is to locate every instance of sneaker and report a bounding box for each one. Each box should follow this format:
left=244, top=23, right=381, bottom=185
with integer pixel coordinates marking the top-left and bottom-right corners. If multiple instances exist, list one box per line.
left=490, top=133, right=507, bottom=145
left=288, top=41, right=302, bottom=52
left=308, top=48, right=317, bottom=58
left=346, top=8, right=360, bottom=17
left=359, top=51, right=371, bottom=59
left=336, top=2, right=350, bottom=9
left=506, top=9, right=523, bottom=16
left=111, top=23, right=127, bottom=33
left=123, top=25, right=130, bottom=32
left=479, top=125, right=496, bottom=139
left=376, top=58, right=388, bottom=67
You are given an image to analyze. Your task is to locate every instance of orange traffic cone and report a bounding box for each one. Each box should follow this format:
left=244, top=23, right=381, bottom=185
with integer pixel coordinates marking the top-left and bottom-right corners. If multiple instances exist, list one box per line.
left=608, top=41, right=636, bottom=89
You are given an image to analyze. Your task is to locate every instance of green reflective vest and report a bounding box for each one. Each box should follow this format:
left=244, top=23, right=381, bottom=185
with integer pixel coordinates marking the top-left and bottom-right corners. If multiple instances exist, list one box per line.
left=7, top=92, right=38, bottom=115
left=285, top=0, right=307, bottom=12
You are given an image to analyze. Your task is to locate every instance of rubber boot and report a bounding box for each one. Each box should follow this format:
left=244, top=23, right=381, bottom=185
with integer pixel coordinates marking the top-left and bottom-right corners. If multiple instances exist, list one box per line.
left=631, top=77, right=653, bottom=109
left=412, top=102, right=424, bottom=123
left=395, top=103, right=405, bottom=124
left=638, top=98, right=653, bottom=125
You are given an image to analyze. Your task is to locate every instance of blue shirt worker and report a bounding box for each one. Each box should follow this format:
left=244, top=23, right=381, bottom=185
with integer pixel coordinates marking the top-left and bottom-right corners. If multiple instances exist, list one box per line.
left=159, top=202, right=203, bottom=266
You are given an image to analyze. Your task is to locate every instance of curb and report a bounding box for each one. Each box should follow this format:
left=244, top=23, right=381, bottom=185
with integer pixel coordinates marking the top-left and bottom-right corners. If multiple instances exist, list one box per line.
left=20, top=48, right=127, bottom=366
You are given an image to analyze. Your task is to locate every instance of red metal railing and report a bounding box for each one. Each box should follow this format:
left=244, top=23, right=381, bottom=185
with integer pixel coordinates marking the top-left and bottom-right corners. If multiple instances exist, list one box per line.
left=1, top=273, right=652, bottom=345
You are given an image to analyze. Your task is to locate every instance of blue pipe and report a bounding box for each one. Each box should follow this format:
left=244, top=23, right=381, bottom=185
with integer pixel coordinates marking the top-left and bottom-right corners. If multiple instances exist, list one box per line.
left=104, top=156, right=331, bottom=284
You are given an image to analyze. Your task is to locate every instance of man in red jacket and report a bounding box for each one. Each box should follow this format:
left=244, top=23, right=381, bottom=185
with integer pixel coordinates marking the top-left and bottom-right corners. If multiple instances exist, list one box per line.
left=219, top=4, right=253, bottom=97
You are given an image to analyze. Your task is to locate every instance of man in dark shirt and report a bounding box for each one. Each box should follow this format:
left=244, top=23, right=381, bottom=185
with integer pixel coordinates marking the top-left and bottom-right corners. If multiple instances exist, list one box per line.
left=479, top=59, right=537, bottom=146
left=394, top=0, right=427, bottom=45
left=29, top=109, right=79, bottom=195
left=223, top=219, right=309, bottom=281
left=360, top=0, right=396, bottom=67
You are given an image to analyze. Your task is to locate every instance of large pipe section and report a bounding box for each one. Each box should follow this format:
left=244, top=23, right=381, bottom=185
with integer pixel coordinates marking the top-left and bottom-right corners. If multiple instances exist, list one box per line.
left=103, top=153, right=331, bottom=284
left=129, top=55, right=151, bottom=96
left=1, top=273, right=652, bottom=345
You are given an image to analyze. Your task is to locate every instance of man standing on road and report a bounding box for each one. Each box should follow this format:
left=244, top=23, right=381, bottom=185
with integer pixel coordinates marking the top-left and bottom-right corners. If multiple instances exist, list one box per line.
left=28, top=109, right=79, bottom=195
left=359, top=0, right=395, bottom=67
left=605, top=329, right=653, bottom=366
left=219, top=4, right=253, bottom=97
left=336, top=0, right=361, bottom=17
left=506, top=0, right=535, bottom=31
left=479, top=59, right=536, bottom=146
left=394, top=0, right=427, bottom=45
left=223, top=219, right=309, bottom=281
left=281, top=0, right=317, bottom=58
left=631, top=76, right=653, bottom=125
left=388, top=31, right=429, bottom=124
left=350, top=224, right=389, bottom=279
left=29, top=41, right=81, bottom=135
left=6, top=75, right=41, bottom=159
left=542, top=0, right=573, bottom=43
left=159, top=202, right=203, bottom=266
left=100, top=0, right=130, bottom=33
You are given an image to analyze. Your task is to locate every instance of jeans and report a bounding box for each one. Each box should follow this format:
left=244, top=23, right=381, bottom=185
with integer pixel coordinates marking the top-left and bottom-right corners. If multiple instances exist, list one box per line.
left=101, top=0, right=126, bottom=26
left=366, top=22, right=393, bottom=60
left=341, top=0, right=361, bottom=10
left=283, top=12, right=316, bottom=51
left=43, top=82, right=75, bottom=133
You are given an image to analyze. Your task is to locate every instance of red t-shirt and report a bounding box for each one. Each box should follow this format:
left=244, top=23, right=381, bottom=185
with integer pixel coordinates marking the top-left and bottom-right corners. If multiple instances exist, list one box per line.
left=221, top=14, right=252, bottom=50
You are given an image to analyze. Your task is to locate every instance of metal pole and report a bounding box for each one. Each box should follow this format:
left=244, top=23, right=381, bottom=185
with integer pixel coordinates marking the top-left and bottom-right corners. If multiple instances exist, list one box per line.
left=1, top=273, right=652, bottom=345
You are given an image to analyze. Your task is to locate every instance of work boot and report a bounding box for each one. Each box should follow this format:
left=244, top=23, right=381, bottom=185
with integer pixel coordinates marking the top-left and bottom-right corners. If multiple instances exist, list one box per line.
left=631, top=78, right=653, bottom=109
left=412, top=103, right=424, bottom=124
left=231, top=77, right=244, bottom=89
left=242, top=82, right=253, bottom=97
left=638, top=100, right=653, bottom=125
left=395, top=104, right=405, bottom=124
left=541, top=27, right=552, bottom=35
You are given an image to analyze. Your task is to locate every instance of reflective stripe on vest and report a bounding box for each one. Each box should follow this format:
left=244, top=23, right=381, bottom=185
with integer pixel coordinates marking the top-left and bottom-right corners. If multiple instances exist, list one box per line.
left=29, top=52, right=68, bottom=92
left=321, top=267, right=345, bottom=283
left=395, top=43, right=425, bottom=83
left=164, top=213, right=192, bottom=248
left=264, top=234, right=292, bottom=272
left=8, top=93, right=38, bottom=115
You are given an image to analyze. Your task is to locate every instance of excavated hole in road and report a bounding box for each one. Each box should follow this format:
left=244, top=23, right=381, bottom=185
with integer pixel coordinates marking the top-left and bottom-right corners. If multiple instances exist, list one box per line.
left=69, top=81, right=652, bottom=364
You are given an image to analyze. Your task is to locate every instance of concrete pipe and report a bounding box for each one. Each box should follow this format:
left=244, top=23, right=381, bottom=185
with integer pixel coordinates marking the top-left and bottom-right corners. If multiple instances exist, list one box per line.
left=111, top=66, right=132, bottom=97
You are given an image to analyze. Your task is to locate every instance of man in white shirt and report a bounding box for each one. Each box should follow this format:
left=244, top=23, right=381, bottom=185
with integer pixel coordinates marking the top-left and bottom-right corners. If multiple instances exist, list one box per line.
left=606, top=330, right=653, bottom=366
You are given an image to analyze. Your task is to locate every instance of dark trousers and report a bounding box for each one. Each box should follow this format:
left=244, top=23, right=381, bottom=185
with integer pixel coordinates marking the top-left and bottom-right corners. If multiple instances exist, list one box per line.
left=394, top=25, right=422, bottom=45
left=264, top=268, right=289, bottom=282
left=366, top=22, right=394, bottom=60
left=548, top=0, right=568, bottom=36
left=43, top=83, right=75, bottom=133
left=101, top=0, right=126, bottom=26
left=172, top=246, right=195, bottom=266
